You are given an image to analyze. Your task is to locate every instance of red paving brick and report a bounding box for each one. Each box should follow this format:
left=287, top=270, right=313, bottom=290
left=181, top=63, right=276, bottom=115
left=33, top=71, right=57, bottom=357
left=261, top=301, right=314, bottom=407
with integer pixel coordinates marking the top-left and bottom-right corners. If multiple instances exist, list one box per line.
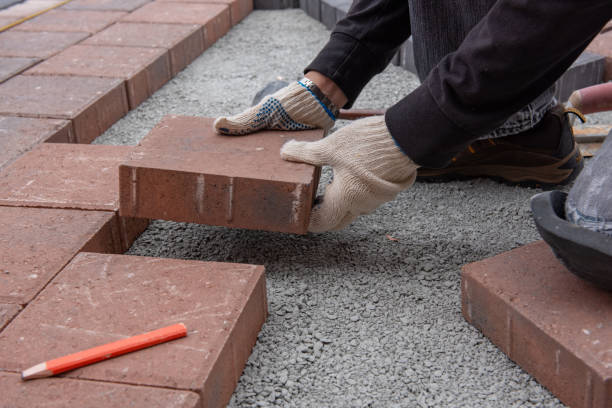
left=0, top=75, right=128, bottom=144
left=0, top=252, right=267, bottom=407
left=122, top=2, right=231, bottom=48
left=62, top=0, right=152, bottom=11
left=0, top=57, right=39, bottom=83
left=0, top=372, right=201, bottom=408
left=119, top=115, right=323, bottom=234
left=0, top=143, right=149, bottom=250
left=13, top=9, right=126, bottom=33
left=84, top=22, right=205, bottom=76
left=0, top=30, right=89, bottom=59
left=462, top=240, right=612, bottom=408
left=157, top=0, right=253, bottom=26
left=0, top=304, right=20, bottom=332
left=0, top=116, right=73, bottom=170
left=0, top=207, right=121, bottom=305
left=587, top=31, right=612, bottom=81
left=26, top=44, right=171, bottom=109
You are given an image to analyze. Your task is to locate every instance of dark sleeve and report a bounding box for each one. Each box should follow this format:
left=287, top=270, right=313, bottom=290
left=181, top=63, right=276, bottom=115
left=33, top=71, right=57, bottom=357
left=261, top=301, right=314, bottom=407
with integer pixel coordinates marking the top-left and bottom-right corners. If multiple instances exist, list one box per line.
left=304, top=0, right=411, bottom=107
left=386, top=0, right=612, bottom=168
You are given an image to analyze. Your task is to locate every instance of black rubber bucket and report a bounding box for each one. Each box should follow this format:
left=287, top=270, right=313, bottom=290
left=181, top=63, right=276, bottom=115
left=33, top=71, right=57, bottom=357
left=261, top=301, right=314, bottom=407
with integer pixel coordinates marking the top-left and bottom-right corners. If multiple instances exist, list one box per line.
left=530, top=190, right=612, bottom=290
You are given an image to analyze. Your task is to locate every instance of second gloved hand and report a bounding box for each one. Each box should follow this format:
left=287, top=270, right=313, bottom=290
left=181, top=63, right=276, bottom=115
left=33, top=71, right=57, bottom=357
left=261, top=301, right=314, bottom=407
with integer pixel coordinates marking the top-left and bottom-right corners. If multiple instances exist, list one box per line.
left=281, top=116, right=419, bottom=233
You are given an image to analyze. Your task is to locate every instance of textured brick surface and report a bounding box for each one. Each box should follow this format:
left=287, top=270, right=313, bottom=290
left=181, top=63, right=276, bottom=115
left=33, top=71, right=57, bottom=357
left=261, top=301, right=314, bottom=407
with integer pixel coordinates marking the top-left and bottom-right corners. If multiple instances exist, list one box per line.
left=157, top=0, right=253, bottom=26
left=26, top=44, right=171, bottom=109
left=0, top=143, right=148, bottom=250
left=587, top=31, right=612, bottom=81
left=119, top=115, right=323, bottom=234
left=0, top=0, right=64, bottom=17
left=0, top=57, right=39, bottom=83
left=0, top=116, right=73, bottom=170
left=84, top=22, right=204, bottom=76
left=13, top=9, right=126, bottom=33
left=0, top=252, right=267, bottom=407
left=462, top=240, right=612, bottom=408
left=555, top=52, right=605, bottom=102
left=122, top=2, right=231, bottom=48
left=0, top=207, right=120, bottom=305
left=0, top=304, right=20, bottom=332
left=0, top=30, right=88, bottom=59
left=62, top=0, right=151, bottom=11
left=0, top=372, right=201, bottom=408
left=0, top=75, right=128, bottom=143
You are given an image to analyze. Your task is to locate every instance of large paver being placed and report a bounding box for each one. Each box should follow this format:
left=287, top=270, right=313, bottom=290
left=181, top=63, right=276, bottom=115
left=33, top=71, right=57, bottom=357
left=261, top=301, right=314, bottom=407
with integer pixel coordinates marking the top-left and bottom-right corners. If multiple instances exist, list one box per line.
left=0, top=30, right=89, bottom=59
left=119, top=115, right=323, bottom=234
left=0, top=75, right=128, bottom=143
left=0, top=252, right=267, bottom=408
left=0, top=207, right=120, bottom=305
left=462, top=240, right=612, bottom=408
left=0, top=116, right=73, bottom=169
left=83, top=22, right=205, bottom=76
left=13, top=9, right=126, bottom=33
left=122, top=2, right=231, bottom=48
left=0, top=143, right=149, bottom=250
left=26, top=44, right=171, bottom=109
left=0, top=372, right=201, bottom=408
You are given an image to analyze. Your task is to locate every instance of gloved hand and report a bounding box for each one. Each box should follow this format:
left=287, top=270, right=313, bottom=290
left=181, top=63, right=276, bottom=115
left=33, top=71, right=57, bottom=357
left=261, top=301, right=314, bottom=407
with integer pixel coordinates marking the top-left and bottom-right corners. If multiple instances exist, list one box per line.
left=281, top=116, right=419, bottom=232
left=214, top=79, right=336, bottom=135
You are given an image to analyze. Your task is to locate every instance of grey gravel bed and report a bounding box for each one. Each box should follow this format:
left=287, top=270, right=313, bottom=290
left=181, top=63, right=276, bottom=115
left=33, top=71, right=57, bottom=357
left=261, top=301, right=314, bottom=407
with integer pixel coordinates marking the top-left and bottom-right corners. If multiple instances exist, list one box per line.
left=93, top=9, right=582, bottom=407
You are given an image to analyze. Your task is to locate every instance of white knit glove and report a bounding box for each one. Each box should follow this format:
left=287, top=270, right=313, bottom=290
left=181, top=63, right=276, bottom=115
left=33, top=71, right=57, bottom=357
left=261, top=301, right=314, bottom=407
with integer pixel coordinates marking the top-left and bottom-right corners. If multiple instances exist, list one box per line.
left=214, top=80, right=335, bottom=135
left=281, top=116, right=419, bottom=232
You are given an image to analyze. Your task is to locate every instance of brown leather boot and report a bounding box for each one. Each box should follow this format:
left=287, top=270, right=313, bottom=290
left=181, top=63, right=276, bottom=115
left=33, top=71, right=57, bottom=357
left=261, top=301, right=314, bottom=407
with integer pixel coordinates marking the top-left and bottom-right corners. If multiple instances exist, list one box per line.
left=417, top=106, right=584, bottom=185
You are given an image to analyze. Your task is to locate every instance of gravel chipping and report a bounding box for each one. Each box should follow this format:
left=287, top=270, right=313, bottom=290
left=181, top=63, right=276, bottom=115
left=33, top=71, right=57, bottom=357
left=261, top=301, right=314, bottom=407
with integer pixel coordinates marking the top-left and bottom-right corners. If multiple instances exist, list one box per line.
left=90, top=9, right=609, bottom=407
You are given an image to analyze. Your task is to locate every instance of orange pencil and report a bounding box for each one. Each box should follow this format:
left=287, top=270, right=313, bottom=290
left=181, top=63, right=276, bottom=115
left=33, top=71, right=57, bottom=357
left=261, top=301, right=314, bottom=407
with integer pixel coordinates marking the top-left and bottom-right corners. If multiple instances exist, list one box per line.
left=21, top=323, right=187, bottom=380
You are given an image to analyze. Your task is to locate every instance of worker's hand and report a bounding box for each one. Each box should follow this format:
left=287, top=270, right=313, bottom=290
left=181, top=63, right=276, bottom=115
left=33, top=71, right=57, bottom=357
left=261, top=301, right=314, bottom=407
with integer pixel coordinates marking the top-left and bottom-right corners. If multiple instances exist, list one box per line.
left=214, top=79, right=336, bottom=135
left=281, top=116, right=419, bottom=232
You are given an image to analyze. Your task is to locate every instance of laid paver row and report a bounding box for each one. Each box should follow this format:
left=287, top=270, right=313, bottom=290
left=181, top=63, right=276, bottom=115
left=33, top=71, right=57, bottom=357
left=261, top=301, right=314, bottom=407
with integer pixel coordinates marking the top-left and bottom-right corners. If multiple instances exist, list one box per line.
left=0, top=2, right=266, bottom=406
left=0, top=0, right=245, bottom=172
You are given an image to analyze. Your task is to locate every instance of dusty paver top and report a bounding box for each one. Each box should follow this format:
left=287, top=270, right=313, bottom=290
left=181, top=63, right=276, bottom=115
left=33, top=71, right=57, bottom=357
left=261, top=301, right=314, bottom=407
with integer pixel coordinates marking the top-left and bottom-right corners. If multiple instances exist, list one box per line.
left=0, top=207, right=116, bottom=305
left=0, top=372, right=201, bottom=408
left=13, top=9, right=126, bottom=33
left=84, top=22, right=202, bottom=49
left=0, top=143, right=133, bottom=211
left=0, top=30, right=89, bottom=59
left=61, top=0, right=152, bottom=12
left=0, top=252, right=267, bottom=406
left=462, top=240, right=612, bottom=408
left=0, top=304, right=21, bottom=332
left=0, top=116, right=73, bottom=169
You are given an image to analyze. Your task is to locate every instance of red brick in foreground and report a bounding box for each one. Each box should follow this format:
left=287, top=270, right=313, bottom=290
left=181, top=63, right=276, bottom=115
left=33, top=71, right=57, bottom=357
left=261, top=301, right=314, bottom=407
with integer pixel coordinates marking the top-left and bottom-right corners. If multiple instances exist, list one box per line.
left=0, top=75, right=128, bottom=143
left=119, top=116, right=322, bottom=234
left=0, top=252, right=267, bottom=407
left=61, top=0, right=152, bottom=12
left=157, top=0, right=253, bottom=26
left=0, top=372, right=200, bottom=408
left=0, top=304, right=20, bottom=332
left=26, top=44, right=171, bottom=109
left=462, top=240, right=612, bottom=408
left=83, top=22, right=204, bottom=76
left=13, top=9, right=126, bottom=33
left=0, top=207, right=120, bottom=305
left=0, top=116, right=73, bottom=170
left=0, top=30, right=89, bottom=59
left=122, top=2, right=231, bottom=48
